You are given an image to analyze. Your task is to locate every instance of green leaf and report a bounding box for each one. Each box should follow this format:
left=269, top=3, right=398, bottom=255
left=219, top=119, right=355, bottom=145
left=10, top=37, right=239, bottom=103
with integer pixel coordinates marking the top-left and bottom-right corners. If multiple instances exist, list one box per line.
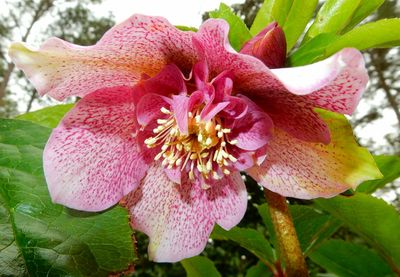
left=325, top=18, right=400, bottom=56
left=343, top=0, right=385, bottom=32
left=289, top=205, right=341, bottom=254
left=211, top=225, right=275, bottom=266
left=250, top=0, right=293, bottom=35
left=0, top=119, right=136, bottom=276
left=357, top=155, right=400, bottom=193
left=282, top=0, right=318, bottom=51
left=176, top=25, right=198, bottom=32
left=245, top=261, right=273, bottom=277
left=303, top=0, right=361, bottom=43
left=181, top=256, right=221, bottom=277
left=209, top=3, right=252, bottom=51
left=291, top=19, right=400, bottom=66
left=309, top=239, right=394, bottom=277
left=16, top=104, right=74, bottom=128
left=315, top=193, right=400, bottom=274
left=257, top=204, right=341, bottom=255
left=288, top=33, right=339, bottom=66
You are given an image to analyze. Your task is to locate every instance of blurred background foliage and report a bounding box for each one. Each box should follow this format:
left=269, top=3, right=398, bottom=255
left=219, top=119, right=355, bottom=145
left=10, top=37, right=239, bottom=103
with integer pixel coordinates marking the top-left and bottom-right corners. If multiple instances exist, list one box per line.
left=0, top=0, right=399, bottom=276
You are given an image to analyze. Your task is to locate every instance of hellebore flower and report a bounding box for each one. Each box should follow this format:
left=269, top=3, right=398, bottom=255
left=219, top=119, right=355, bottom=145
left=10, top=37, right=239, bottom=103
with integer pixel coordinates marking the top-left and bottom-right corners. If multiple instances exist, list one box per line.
left=9, top=15, right=381, bottom=262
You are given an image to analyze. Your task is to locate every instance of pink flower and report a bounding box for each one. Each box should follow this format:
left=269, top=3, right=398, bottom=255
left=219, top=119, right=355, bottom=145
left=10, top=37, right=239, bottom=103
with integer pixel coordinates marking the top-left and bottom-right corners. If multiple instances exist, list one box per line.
left=9, top=15, right=378, bottom=262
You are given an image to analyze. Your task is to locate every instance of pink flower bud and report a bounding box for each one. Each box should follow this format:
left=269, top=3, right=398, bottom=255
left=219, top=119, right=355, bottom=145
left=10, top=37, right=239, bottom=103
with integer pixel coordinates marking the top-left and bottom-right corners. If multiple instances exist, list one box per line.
left=240, top=22, right=287, bottom=68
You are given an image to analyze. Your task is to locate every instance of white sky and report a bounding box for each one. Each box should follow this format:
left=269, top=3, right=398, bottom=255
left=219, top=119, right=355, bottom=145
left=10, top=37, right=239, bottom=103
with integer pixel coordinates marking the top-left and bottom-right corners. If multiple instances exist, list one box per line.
left=92, top=0, right=245, bottom=26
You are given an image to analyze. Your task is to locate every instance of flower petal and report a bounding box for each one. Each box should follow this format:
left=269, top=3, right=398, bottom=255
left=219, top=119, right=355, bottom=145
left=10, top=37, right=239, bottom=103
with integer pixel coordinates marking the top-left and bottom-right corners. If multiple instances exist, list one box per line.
left=125, top=165, right=247, bottom=262
left=172, top=95, right=190, bottom=134
left=259, top=96, right=331, bottom=144
left=136, top=93, right=168, bottom=126
left=247, top=110, right=382, bottom=199
left=9, top=15, right=196, bottom=101
left=271, top=48, right=368, bottom=114
left=229, top=96, right=273, bottom=151
left=44, top=86, right=151, bottom=211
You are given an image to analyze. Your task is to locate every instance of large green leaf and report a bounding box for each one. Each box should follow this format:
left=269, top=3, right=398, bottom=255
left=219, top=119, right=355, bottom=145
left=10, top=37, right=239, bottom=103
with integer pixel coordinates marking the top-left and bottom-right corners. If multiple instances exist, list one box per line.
left=257, top=204, right=341, bottom=255
left=282, top=0, right=318, bottom=51
left=0, top=119, right=136, bottom=276
left=245, top=261, right=273, bottom=277
left=181, top=256, right=221, bottom=277
left=209, top=3, right=252, bottom=51
left=357, top=155, right=400, bottom=193
left=288, top=33, right=339, bottom=66
left=16, top=104, right=74, bottom=128
left=343, top=0, right=385, bottom=32
left=250, top=0, right=293, bottom=35
left=302, top=0, right=361, bottom=43
left=211, top=225, right=275, bottom=266
left=291, top=18, right=400, bottom=66
left=325, top=18, right=400, bottom=56
left=309, top=239, right=394, bottom=277
left=315, top=193, right=400, bottom=274
left=289, top=205, right=341, bottom=254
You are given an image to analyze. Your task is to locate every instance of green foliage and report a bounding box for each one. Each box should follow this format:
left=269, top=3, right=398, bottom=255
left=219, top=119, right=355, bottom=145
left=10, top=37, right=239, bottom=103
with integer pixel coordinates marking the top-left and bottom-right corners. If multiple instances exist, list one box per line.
left=288, top=33, right=339, bottom=66
left=0, top=119, right=135, bottom=276
left=250, top=0, right=293, bottom=35
left=357, top=155, right=400, bottom=193
left=257, top=204, right=341, bottom=255
left=343, top=0, right=385, bottom=32
left=209, top=3, right=252, bottom=51
left=282, top=0, right=318, bottom=51
left=325, top=18, right=400, bottom=54
left=302, top=0, right=361, bottom=43
left=211, top=225, right=275, bottom=267
left=290, top=18, right=400, bottom=65
left=309, top=239, right=394, bottom=277
left=16, top=104, right=74, bottom=128
left=316, top=193, right=400, bottom=274
left=245, top=261, right=272, bottom=277
left=181, top=256, right=222, bottom=277
left=176, top=25, right=198, bottom=32
left=48, top=3, right=115, bottom=46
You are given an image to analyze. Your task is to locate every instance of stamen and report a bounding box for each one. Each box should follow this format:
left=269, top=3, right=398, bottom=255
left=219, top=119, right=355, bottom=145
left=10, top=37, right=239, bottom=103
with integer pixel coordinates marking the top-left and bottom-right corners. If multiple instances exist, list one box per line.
left=229, top=139, right=238, bottom=145
left=145, top=106, right=239, bottom=181
left=161, top=107, right=171, bottom=114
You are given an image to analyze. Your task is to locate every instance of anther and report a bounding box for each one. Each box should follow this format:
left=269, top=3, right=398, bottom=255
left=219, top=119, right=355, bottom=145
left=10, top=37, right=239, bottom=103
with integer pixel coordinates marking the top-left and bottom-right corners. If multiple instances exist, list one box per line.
left=161, top=107, right=171, bottom=114
left=229, top=139, right=238, bottom=145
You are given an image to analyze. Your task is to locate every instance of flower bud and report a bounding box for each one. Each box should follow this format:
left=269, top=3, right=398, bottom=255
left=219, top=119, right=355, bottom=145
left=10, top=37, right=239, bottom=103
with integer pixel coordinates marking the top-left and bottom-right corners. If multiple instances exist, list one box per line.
left=240, top=22, right=287, bottom=68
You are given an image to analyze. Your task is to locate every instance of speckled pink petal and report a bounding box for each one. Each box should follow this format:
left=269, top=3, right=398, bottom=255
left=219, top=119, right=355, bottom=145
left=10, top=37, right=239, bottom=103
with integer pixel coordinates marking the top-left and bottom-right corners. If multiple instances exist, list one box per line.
left=260, top=95, right=331, bottom=144
left=172, top=95, right=190, bottom=134
left=247, top=111, right=382, bottom=199
left=136, top=93, right=168, bottom=126
left=132, top=64, right=187, bottom=104
left=44, top=86, right=151, bottom=211
left=195, top=20, right=368, bottom=115
left=271, top=48, right=368, bottom=114
left=230, top=108, right=273, bottom=151
left=125, top=165, right=247, bottom=262
left=9, top=15, right=196, bottom=101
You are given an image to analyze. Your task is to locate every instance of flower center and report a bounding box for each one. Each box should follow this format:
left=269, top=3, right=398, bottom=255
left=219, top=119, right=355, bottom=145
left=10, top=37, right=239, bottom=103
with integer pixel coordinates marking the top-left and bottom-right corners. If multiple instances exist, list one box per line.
left=144, top=106, right=238, bottom=180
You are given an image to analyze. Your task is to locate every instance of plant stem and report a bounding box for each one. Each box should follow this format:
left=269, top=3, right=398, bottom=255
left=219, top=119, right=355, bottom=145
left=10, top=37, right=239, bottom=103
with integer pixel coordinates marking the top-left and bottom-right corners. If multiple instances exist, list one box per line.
left=264, top=189, right=308, bottom=277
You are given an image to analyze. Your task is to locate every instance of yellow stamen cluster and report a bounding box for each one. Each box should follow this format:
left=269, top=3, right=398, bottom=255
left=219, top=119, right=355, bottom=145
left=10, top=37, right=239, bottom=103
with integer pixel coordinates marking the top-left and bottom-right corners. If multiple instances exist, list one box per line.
left=144, top=107, right=238, bottom=181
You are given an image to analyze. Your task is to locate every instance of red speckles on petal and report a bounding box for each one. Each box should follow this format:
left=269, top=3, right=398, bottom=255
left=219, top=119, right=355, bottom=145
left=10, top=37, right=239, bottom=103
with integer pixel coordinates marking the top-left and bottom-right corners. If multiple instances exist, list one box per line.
left=125, top=165, right=247, bottom=262
left=9, top=15, right=197, bottom=101
left=44, top=86, right=151, bottom=211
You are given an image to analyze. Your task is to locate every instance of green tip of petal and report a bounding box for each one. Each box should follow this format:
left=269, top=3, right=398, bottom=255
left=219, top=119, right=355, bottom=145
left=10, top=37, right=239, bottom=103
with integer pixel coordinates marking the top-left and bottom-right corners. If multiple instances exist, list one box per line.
left=316, top=108, right=383, bottom=189
left=8, top=42, right=36, bottom=64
